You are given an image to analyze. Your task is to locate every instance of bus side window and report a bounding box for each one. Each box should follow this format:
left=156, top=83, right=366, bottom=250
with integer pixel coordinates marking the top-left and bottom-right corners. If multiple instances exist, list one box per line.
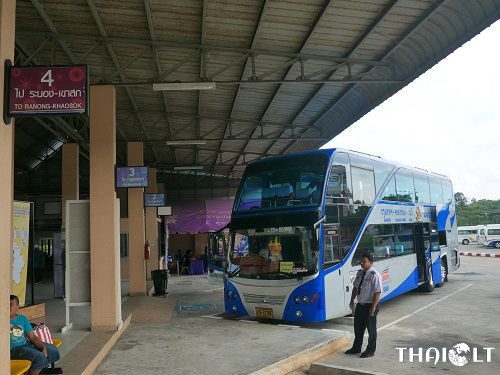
left=327, top=152, right=351, bottom=203
left=429, top=177, right=444, bottom=204
left=381, top=175, right=397, bottom=201
left=413, top=173, right=431, bottom=204
left=442, top=180, right=454, bottom=205
left=395, top=169, right=415, bottom=203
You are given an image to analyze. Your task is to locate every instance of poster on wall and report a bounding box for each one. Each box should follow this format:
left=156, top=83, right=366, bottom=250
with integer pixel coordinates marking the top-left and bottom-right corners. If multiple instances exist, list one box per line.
left=12, top=201, right=30, bottom=307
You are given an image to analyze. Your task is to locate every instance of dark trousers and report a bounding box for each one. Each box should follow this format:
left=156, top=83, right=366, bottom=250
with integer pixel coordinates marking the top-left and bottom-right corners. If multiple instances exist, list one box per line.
left=353, top=303, right=378, bottom=354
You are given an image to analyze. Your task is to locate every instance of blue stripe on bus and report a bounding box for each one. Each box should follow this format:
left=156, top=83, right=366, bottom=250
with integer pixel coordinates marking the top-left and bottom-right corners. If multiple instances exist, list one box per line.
left=282, top=277, right=325, bottom=322
left=432, top=256, right=443, bottom=284
left=380, top=267, right=419, bottom=302
left=224, top=279, right=248, bottom=316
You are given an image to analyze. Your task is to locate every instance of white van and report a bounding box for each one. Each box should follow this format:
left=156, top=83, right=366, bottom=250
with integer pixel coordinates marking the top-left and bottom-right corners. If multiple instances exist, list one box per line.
left=457, top=226, right=478, bottom=245
left=482, top=224, right=500, bottom=249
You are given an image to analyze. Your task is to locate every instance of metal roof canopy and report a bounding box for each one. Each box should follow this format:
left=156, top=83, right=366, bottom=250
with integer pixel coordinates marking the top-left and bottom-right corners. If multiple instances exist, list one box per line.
left=13, top=0, right=500, bottom=199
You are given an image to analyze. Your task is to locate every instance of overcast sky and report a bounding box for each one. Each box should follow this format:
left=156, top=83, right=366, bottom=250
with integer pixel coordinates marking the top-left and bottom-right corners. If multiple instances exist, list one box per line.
left=322, top=20, right=500, bottom=201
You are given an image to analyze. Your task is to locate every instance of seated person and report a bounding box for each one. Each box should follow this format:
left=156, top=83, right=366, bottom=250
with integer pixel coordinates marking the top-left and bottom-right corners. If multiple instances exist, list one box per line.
left=259, top=247, right=283, bottom=262
left=10, top=295, right=60, bottom=375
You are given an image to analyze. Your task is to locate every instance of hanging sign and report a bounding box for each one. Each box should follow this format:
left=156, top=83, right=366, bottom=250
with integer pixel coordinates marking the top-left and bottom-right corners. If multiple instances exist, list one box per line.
left=116, top=166, right=149, bottom=188
left=144, top=193, right=165, bottom=207
left=7, top=65, right=88, bottom=116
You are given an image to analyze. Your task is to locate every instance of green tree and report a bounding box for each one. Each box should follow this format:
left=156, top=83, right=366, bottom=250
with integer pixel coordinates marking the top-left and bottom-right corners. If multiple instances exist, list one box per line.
left=454, top=192, right=468, bottom=210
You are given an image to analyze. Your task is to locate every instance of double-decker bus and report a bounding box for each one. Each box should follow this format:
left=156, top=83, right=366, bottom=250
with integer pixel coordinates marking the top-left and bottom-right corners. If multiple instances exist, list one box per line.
left=218, top=148, right=459, bottom=322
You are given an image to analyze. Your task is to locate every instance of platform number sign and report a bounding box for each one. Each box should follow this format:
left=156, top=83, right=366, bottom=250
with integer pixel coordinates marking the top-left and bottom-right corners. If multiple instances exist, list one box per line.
left=6, top=64, right=88, bottom=118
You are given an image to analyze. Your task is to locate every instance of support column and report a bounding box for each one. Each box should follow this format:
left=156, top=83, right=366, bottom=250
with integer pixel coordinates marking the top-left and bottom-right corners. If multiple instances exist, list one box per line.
left=0, top=0, right=15, bottom=370
left=145, top=168, right=158, bottom=276
left=90, top=86, right=121, bottom=331
left=61, top=143, right=79, bottom=226
left=127, top=142, right=146, bottom=295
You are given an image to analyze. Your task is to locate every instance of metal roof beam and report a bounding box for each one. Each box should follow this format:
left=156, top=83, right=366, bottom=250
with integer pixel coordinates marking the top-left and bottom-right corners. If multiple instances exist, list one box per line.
left=110, top=78, right=399, bottom=86
left=144, top=0, right=176, bottom=167
left=226, top=0, right=333, bottom=172
left=86, top=0, right=159, bottom=164
left=17, top=30, right=390, bottom=67
left=267, top=0, right=401, bottom=157
left=30, top=0, right=76, bottom=63
left=281, top=0, right=448, bottom=155
left=213, top=0, right=270, bottom=170
left=122, top=110, right=323, bottom=133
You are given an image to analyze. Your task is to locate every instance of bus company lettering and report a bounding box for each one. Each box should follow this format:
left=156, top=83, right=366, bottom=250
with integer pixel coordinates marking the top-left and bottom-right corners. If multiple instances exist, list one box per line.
left=379, top=206, right=414, bottom=223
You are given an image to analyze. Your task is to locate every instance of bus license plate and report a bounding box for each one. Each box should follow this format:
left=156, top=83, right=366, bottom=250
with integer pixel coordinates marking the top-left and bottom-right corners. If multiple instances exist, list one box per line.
left=255, top=307, right=273, bottom=319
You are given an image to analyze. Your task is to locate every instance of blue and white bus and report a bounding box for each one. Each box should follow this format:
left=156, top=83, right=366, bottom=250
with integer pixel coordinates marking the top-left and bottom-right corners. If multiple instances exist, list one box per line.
left=221, top=148, right=459, bottom=322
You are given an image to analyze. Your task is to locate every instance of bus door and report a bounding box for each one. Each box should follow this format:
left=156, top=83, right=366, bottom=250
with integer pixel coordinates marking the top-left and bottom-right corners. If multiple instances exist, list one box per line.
left=208, top=230, right=228, bottom=279
left=414, top=223, right=432, bottom=285
left=323, top=224, right=351, bottom=317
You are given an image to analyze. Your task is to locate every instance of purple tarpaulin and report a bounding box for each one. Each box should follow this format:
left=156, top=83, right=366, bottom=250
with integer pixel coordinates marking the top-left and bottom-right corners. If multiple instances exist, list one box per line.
left=167, top=199, right=233, bottom=233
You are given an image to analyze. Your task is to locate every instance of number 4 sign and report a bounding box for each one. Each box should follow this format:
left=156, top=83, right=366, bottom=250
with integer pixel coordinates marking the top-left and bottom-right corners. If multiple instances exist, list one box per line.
left=6, top=64, right=88, bottom=118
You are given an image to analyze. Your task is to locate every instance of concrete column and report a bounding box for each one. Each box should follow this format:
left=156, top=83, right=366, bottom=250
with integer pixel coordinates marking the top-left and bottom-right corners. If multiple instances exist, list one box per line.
left=145, top=168, right=158, bottom=276
left=61, top=143, right=79, bottom=226
left=127, top=142, right=146, bottom=295
left=0, top=0, right=15, bottom=370
left=157, top=183, right=164, bottom=196
left=90, top=86, right=121, bottom=331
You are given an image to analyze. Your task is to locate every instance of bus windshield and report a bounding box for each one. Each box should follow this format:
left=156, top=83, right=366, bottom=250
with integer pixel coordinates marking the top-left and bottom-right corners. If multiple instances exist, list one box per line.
left=229, top=226, right=318, bottom=280
left=235, top=154, right=329, bottom=212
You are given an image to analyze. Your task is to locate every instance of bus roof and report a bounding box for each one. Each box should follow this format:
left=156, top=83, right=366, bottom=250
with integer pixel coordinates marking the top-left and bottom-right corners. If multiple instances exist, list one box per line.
left=250, top=148, right=451, bottom=181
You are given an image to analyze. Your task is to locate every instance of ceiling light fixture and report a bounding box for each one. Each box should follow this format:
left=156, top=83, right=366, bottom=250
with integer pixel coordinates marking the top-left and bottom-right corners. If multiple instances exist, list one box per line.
left=173, top=166, right=204, bottom=171
left=166, top=140, right=207, bottom=146
left=153, top=82, right=216, bottom=91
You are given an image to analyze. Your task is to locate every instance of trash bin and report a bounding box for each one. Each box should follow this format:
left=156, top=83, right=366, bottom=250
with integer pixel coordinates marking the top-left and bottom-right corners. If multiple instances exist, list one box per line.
left=151, top=269, right=169, bottom=296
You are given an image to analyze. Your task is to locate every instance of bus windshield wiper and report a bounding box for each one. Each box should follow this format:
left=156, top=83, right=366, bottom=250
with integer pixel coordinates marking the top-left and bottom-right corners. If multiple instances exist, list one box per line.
left=229, top=267, right=240, bottom=278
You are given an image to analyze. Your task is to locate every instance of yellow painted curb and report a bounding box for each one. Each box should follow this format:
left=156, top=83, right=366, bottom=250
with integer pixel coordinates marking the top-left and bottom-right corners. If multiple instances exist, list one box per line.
left=251, top=335, right=349, bottom=375
left=81, top=313, right=132, bottom=375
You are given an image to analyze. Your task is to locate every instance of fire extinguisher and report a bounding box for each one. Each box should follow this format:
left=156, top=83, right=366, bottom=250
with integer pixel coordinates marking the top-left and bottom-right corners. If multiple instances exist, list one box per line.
left=144, top=240, right=151, bottom=260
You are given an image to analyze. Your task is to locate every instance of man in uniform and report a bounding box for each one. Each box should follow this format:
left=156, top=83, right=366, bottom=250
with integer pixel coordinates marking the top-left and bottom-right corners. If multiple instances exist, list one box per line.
left=345, top=252, right=382, bottom=358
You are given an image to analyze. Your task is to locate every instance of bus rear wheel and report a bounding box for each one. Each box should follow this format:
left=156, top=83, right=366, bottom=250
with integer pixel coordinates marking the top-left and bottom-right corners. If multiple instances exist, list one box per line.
left=495, top=242, right=500, bottom=249
left=462, top=239, right=469, bottom=245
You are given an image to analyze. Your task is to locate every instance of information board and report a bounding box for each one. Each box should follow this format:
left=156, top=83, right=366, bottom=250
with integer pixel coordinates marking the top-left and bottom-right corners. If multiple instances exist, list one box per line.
left=116, top=166, right=149, bottom=188
left=144, top=193, right=165, bottom=207
left=8, top=65, right=88, bottom=116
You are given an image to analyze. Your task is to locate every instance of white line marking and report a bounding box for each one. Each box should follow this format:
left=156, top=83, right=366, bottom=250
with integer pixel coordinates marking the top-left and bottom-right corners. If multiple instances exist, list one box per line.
left=377, top=284, right=473, bottom=332
left=321, top=328, right=348, bottom=334
left=239, top=319, right=259, bottom=324
left=278, top=324, right=300, bottom=328
left=202, top=315, right=223, bottom=319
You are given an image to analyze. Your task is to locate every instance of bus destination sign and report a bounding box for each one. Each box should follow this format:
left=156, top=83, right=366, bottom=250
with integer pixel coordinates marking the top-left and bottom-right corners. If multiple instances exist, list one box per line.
left=8, top=65, right=88, bottom=116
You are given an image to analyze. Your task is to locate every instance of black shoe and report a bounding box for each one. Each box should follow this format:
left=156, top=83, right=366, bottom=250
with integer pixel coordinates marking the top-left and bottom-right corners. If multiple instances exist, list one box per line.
left=41, top=368, right=63, bottom=374
left=360, top=351, right=374, bottom=358
left=345, top=348, right=361, bottom=355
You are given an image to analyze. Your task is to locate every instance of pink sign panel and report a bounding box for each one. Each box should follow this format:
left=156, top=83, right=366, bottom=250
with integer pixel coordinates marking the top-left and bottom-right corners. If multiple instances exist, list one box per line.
left=8, top=65, right=88, bottom=116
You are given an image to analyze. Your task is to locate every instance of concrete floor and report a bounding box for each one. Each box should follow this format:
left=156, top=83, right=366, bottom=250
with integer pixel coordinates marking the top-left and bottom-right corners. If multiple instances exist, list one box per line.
left=95, top=275, right=348, bottom=375
left=314, top=253, right=500, bottom=374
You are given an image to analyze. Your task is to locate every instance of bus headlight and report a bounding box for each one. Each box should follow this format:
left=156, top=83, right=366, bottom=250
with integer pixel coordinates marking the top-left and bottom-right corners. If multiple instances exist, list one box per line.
left=232, top=306, right=238, bottom=312
left=302, top=295, right=309, bottom=303
left=296, top=311, right=303, bottom=318
left=294, top=296, right=300, bottom=304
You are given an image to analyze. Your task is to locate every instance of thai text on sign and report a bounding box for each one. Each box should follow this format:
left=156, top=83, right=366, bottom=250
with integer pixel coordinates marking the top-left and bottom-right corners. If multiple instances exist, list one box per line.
left=8, top=65, right=87, bottom=115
